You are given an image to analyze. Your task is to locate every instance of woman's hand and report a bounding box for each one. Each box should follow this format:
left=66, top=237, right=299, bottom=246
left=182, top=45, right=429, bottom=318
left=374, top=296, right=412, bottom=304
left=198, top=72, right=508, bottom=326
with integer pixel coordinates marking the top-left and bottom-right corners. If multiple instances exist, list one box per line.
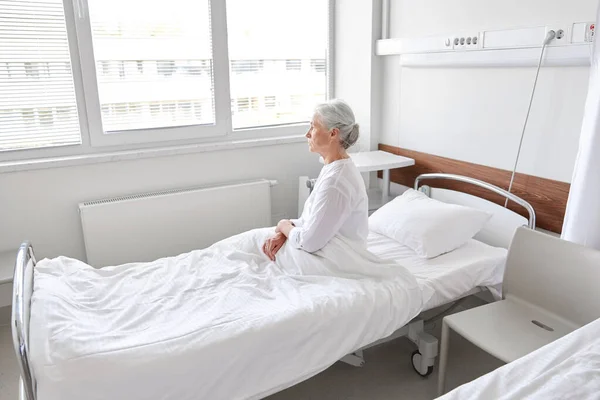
left=262, top=232, right=287, bottom=261
left=275, top=219, right=295, bottom=237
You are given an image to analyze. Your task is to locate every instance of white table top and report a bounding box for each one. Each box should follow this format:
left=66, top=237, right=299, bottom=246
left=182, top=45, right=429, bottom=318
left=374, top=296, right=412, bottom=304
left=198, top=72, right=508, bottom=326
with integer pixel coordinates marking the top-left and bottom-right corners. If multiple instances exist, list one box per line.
left=350, top=150, right=414, bottom=172
left=0, top=250, right=15, bottom=284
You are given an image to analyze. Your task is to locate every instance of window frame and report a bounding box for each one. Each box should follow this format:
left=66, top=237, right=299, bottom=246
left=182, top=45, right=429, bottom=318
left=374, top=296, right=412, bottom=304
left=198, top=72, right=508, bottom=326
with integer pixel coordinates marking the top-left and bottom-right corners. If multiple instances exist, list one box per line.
left=0, top=0, right=334, bottom=163
left=73, top=0, right=232, bottom=147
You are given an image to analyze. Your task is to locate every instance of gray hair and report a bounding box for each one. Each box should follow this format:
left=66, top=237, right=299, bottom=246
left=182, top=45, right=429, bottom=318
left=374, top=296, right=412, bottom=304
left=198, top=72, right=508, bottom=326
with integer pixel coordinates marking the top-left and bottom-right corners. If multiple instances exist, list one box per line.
left=314, top=99, right=359, bottom=150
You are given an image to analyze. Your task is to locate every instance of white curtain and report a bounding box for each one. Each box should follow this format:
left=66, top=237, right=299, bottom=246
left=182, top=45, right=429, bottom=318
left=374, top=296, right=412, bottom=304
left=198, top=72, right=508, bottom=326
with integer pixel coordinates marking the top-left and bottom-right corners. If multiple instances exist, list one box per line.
left=562, top=7, right=600, bottom=248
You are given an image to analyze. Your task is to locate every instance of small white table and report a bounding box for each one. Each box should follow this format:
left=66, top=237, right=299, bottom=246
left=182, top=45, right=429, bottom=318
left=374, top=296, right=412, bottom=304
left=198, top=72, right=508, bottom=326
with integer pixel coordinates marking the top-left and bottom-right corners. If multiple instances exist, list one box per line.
left=350, top=150, right=415, bottom=205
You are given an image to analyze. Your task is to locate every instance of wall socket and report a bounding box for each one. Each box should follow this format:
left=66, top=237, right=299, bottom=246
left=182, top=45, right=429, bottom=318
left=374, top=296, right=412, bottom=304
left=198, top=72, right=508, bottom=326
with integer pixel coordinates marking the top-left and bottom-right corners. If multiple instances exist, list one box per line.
left=446, top=34, right=481, bottom=50
left=547, top=26, right=569, bottom=45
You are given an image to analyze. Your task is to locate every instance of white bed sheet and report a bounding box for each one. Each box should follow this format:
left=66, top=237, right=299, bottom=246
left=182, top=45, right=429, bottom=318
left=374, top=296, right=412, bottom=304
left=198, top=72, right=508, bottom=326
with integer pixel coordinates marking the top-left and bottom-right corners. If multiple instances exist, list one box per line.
left=437, top=317, right=600, bottom=399
left=367, top=232, right=508, bottom=310
left=29, top=228, right=422, bottom=400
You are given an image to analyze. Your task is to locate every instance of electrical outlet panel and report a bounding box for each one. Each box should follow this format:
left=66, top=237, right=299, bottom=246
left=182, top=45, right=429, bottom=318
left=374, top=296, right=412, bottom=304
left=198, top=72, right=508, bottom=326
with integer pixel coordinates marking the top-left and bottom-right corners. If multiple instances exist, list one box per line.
left=572, top=22, right=595, bottom=43
left=546, top=26, right=570, bottom=45
left=447, top=34, right=480, bottom=50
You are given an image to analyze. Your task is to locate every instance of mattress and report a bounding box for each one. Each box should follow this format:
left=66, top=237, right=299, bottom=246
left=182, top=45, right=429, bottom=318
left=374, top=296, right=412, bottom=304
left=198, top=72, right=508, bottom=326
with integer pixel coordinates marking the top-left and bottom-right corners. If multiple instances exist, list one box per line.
left=437, top=317, right=600, bottom=399
left=29, top=228, right=423, bottom=400
left=367, top=232, right=508, bottom=310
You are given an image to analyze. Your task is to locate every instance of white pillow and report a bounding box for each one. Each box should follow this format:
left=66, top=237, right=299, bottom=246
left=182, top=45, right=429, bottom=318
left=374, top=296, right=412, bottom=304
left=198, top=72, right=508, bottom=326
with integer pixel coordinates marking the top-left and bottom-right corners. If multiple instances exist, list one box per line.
left=369, top=189, right=492, bottom=258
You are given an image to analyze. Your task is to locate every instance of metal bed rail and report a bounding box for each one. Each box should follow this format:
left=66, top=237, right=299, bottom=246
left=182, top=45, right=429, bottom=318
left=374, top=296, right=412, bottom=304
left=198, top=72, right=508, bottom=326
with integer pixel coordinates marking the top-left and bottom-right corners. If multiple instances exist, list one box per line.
left=12, top=242, right=36, bottom=400
left=414, top=173, right=536, bottom=229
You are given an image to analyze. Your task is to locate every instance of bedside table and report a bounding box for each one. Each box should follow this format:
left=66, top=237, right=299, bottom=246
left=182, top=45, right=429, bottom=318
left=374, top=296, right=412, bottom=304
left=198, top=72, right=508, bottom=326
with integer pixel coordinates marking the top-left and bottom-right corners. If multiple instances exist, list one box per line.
left=350, top=150, right=415, bottom=206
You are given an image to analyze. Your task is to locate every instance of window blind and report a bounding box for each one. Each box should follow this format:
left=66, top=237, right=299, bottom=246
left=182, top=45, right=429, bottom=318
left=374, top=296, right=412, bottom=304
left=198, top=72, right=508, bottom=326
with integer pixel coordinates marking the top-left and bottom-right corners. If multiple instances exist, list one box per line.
left=227, top=0, right=328, bottom=129
left=88, top=0, right=215, bottom=133
left=0, top=0, right=81, bottom=152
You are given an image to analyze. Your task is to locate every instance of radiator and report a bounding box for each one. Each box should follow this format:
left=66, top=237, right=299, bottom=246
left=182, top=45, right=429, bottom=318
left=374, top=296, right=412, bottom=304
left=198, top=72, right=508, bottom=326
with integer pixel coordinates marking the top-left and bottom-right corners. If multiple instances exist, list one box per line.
left=297, top=176, right=316, bottom=217
left=79, top=179, right=276, bottom=267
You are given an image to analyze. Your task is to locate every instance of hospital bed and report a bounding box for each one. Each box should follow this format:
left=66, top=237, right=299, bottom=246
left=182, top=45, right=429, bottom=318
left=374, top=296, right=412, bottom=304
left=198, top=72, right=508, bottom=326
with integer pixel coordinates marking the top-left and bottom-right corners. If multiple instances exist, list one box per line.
left=436, top=316, right=600, bottom=399
left=12, top=173, right=535, bottom=400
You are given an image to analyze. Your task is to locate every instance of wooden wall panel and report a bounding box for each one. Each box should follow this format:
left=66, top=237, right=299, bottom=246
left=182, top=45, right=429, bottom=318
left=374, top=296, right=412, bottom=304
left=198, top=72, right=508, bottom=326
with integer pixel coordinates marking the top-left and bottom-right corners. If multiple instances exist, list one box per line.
left=378, top=144, right=570, bottom=234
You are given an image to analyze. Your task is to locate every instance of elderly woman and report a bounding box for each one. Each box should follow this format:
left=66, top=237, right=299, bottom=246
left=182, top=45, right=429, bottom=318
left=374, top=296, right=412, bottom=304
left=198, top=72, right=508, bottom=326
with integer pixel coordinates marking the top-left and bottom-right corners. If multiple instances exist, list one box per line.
left=263, top=99, right=368, bottom=260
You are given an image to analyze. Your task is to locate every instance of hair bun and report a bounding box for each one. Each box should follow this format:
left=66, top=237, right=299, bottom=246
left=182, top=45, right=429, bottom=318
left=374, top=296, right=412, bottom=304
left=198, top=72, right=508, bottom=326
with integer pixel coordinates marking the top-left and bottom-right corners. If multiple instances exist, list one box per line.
left=343, top=123, right=360, bottom=149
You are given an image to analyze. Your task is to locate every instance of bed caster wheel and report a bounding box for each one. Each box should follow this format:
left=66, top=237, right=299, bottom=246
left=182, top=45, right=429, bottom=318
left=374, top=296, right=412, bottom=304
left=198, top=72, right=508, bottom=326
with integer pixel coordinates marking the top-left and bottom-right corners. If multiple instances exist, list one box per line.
left=411, top=350, right=433, bottom=377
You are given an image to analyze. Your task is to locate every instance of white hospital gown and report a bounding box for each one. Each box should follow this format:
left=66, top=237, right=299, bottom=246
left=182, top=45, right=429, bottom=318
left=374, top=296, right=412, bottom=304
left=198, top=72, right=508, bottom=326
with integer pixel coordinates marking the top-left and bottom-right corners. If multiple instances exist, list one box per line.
left=289, top=158, right=369, bottom=253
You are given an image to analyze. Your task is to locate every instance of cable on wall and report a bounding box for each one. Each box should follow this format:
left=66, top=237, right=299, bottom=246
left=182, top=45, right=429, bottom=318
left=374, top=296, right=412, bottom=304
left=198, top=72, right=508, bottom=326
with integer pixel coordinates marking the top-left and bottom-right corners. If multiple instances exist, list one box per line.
left=505, top=30, right=557, bottom=207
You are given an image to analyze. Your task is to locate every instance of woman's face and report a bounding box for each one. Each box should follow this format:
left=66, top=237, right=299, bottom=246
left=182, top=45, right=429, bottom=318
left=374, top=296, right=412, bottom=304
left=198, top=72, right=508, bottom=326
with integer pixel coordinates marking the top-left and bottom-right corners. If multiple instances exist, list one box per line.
left=306, top=115, right=336, bottom=154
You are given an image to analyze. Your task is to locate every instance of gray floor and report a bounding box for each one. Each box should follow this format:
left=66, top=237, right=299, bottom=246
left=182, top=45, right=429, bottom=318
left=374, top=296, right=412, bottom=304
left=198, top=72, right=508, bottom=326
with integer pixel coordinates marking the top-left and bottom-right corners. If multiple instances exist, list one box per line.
left=0, top=301, right=503, bottom=400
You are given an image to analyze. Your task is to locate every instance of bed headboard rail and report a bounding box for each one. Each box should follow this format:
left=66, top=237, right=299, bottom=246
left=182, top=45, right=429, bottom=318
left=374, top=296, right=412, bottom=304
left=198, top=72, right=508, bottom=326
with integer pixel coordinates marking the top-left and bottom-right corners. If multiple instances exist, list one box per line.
left=415, top=173, right=536, bottom=249
left=12, top=242, right=36, bottom=400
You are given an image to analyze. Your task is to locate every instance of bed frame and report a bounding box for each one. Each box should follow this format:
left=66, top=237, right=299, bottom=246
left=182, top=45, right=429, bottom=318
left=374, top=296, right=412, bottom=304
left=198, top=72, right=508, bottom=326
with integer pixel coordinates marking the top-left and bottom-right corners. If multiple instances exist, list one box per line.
left=13, top=173, right=535, bottom=400
left=320, top=173, right=535, bottom=376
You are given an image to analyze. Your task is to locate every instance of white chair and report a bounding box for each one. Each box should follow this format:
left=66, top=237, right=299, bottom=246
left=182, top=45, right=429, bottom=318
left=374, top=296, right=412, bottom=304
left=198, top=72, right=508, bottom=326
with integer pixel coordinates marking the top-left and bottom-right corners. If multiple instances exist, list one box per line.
left=437, top=226, right=600, bottom=396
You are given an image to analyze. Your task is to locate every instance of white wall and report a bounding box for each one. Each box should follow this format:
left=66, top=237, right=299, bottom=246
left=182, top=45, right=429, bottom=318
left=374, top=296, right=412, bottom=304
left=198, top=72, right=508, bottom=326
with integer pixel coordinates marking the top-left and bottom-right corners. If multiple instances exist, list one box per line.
left=335, top=0, right=383, bottom=187
left=380, top=0, right=598, bottom=182
left=335, top=0, right=382, bottom=154
left=0, top=143, right=321, bottom=260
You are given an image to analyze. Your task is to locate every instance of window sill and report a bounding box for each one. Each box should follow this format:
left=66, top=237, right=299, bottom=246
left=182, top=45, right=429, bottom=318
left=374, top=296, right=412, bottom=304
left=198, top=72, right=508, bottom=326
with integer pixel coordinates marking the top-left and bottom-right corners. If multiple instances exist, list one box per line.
left=0, top=134, right=307, bottom=174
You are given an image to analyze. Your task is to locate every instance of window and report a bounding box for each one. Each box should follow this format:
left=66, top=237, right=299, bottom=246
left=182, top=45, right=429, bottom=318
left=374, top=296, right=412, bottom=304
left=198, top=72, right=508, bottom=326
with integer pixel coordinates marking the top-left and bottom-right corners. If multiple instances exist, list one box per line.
left=2, top=0, right=331, bottom=155
left=0, top=0, right=81, bottom=152
left=227, top=0, right=328, bottom=129
left=86, top=0, right=216, bottom=137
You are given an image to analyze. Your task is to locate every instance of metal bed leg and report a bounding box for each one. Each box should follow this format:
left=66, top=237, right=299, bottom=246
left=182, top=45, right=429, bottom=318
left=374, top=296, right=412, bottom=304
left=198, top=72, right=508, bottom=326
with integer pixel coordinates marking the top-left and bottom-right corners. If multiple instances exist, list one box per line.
left=438, top=319, right=450, bottom=396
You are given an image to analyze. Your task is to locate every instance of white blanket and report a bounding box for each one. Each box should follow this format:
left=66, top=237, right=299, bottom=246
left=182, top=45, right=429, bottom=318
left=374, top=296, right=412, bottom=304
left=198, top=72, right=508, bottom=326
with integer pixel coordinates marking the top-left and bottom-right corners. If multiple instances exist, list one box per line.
left=438, top=317, right=600, bottom=400
left=30, top=228, right=422, bottom=400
